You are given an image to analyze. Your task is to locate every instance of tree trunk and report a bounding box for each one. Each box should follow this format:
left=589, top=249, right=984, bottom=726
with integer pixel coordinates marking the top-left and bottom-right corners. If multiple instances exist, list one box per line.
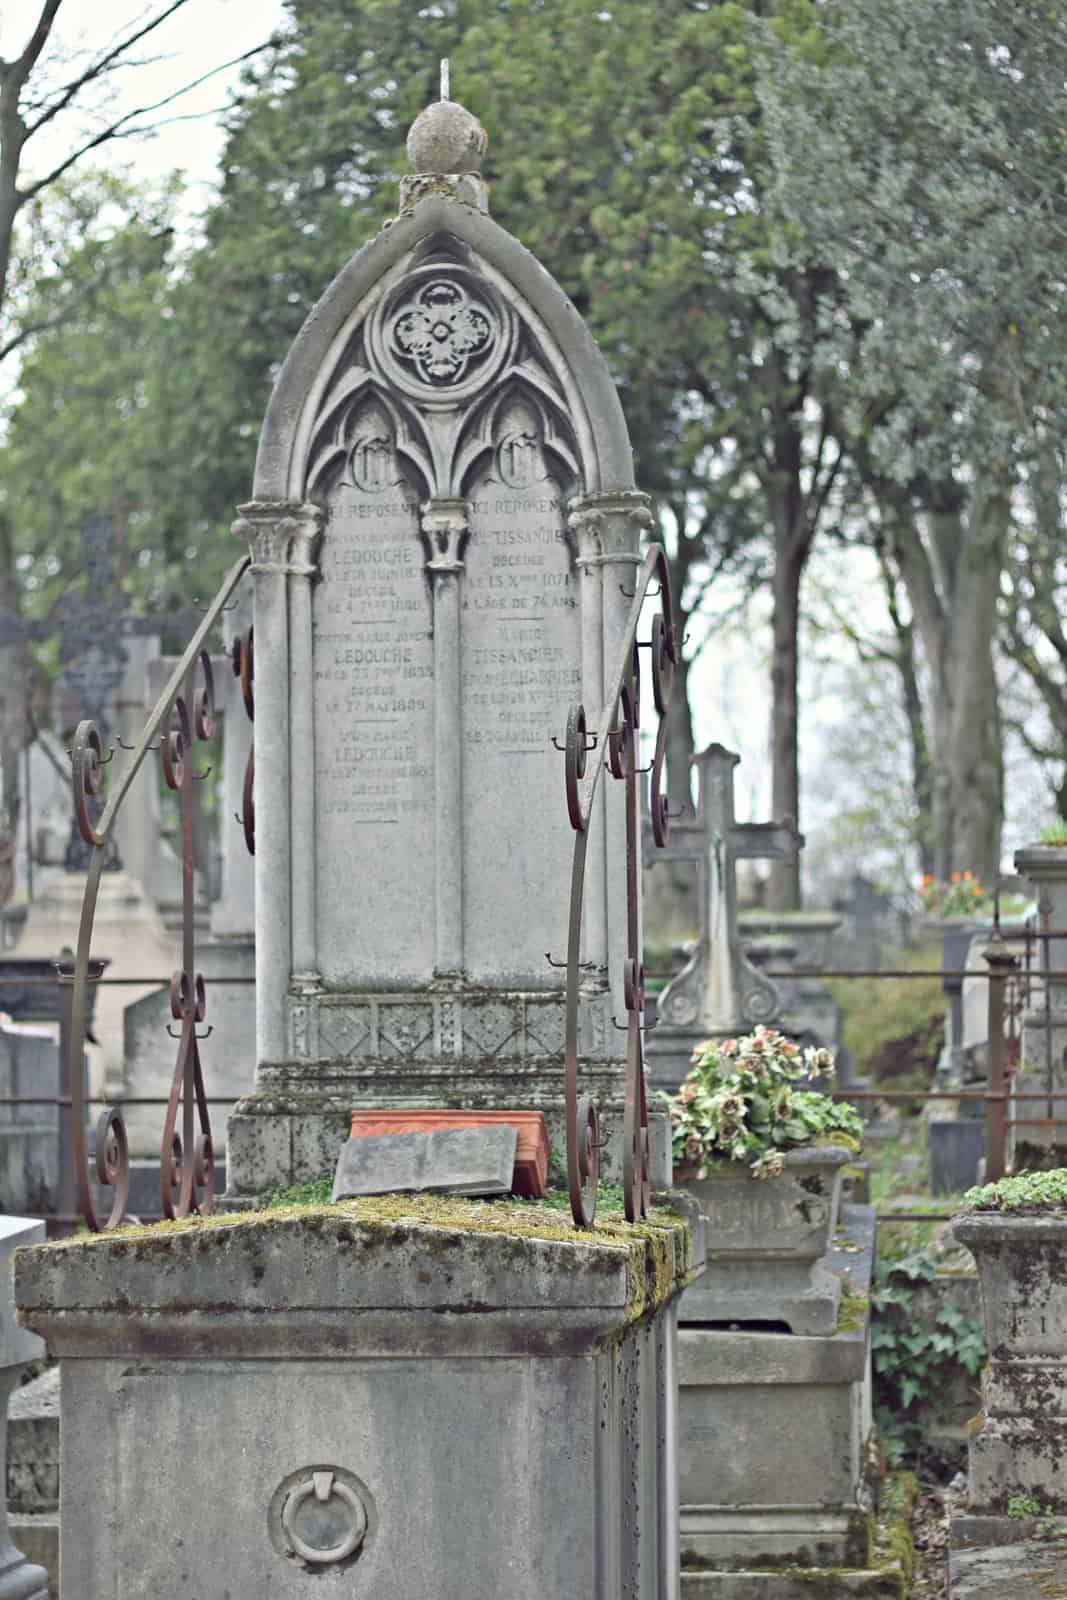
left=0, top=515, right=27, bottom=894
left=768, top=540, right=803, bottom=909
left=881, top=555, right=935, bottom=876
left=936, top=494, right=1005, bottom=885
left=663, top=645, right=695, bottom=815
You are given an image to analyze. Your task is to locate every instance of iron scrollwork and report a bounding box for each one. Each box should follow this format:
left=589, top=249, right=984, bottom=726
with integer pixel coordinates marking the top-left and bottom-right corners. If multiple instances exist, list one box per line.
left=64, top=556, right=251, bottom=1231
left=561, top=546, right=676, bottom=1227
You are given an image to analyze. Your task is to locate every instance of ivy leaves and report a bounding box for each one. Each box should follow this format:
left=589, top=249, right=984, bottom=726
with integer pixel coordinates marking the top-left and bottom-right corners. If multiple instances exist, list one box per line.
left=871, top=1249, right=986, bottom=1467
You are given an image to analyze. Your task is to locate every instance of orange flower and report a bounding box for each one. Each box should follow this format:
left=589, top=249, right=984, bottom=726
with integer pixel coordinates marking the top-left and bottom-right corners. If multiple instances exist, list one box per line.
left=950, top=871, right=961, bottom=882
left=972, top=885, right=982, bottom=896
left=963, top=870, right=973, bottom=880
left=921, top=874, right=933, bottom=886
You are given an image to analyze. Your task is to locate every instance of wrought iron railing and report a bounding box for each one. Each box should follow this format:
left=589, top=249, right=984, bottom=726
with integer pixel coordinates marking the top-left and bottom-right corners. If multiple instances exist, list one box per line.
left=63, top=556, right=252, bottom=1231
left=562, top=545, right=676, bottom=1227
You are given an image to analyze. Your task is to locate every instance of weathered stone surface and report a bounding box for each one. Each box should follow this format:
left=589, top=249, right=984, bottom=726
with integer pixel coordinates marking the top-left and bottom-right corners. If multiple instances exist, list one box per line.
left=952, top=1213, right=1067, bottom=1516
left=678, top=1205, right=875, bottom=1572
left=7, top=1370, right=58, bottom=1515
left=681, top=1572, right=902, bottom=1598
left=0, top=1221, right=49, bottom=1600
left=223, top=68, right=672, bottom=1199
left=406, top=98, right=486, bottom=173
left=677, top=1147, right=852, bottom=1335
left=331, top=1125, right=517, bottom=1199
left=15, top=1206, right=692, bottom=1599
left=949, top=1539, right=1067, bottom=1597
left=6, top=1372, right=57, bottom=1600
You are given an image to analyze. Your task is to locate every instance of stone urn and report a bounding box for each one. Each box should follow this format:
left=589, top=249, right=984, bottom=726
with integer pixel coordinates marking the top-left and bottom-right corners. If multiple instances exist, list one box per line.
left=952, top=1212, right=1067, bottom=1514
left=676, top=1144, right=853, bottom=1335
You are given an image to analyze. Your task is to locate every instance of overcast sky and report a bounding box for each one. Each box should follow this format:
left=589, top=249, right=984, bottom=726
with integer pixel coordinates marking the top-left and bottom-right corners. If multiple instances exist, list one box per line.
left=5, top=1, right=287, bottom=205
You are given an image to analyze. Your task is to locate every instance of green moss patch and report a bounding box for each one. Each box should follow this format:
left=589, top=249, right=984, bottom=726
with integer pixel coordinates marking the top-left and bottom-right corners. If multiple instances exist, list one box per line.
left=963, top=1169, right=1067, bottom=1213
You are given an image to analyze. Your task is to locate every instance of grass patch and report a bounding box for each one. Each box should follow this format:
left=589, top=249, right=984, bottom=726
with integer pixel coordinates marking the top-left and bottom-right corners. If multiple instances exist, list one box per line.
left=825, top=940, right=944, bottom=1095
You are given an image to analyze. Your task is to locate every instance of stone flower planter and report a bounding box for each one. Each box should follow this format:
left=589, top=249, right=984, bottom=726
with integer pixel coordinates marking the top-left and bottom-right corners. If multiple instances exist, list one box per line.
left=952, top=1212, right=1067, bottom=1515
left=676, top=1144, right=853, bottom=1335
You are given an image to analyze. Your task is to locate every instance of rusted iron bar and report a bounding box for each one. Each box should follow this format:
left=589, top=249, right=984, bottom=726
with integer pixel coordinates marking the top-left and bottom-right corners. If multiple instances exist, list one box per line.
left=562, top=545, right=675, bottom=1228
left=877, top=1214, right=955, bottom=1223
left=984, top=941, right=1017, bottom=1182
left=830, top=1089, right=1005, bottom=1101
left=0, top=974, right=256, bottom=985
left=0, top=1096, right=236, bottom=1107
left=64, top=555, right=250, bottom=1231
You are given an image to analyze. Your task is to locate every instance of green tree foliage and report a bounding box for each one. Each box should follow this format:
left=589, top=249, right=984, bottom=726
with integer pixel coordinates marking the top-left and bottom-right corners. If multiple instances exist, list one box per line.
left=755, top=0, right=1067, bottom=880
left=1, top=177, right=187, bottom=612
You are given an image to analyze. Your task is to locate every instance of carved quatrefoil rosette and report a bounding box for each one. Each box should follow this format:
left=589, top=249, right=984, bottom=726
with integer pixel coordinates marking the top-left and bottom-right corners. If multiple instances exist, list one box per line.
left=367, top=260, right=515, bottom=406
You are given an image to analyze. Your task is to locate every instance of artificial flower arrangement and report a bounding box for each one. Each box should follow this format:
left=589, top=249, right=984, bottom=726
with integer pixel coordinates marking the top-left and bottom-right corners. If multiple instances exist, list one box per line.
left=918, top=870, right=987, bottom=918
left=664, top=1025, right=864, bottom=1181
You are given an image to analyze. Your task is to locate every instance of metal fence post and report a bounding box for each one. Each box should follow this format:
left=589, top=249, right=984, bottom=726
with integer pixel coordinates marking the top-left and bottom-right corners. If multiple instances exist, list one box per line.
left=54, top=951, right=75, bottom=1239
left=984, top=939, right=1018, bottom=1182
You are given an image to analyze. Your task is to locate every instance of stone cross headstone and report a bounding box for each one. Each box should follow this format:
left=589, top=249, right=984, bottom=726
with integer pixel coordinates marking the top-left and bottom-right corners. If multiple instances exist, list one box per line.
left=644, top=743, right=803, bottom=1092
left=227, top=86, right=655, bottom=1198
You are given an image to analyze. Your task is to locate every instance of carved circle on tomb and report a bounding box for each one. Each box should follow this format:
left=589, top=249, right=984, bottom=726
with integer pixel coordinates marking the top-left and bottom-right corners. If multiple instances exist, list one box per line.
left=268, top=1465, right=375, bottom=1570
left=369, top=261, right=513, bottom=405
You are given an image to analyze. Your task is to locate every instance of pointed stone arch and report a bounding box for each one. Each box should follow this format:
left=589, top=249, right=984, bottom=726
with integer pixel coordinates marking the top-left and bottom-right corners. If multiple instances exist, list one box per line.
left=252, top=201, right=635, bottom=503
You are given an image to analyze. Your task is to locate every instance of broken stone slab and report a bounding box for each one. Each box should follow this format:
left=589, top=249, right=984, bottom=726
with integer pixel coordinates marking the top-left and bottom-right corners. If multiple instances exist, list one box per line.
left=331, top=1125, right=518, bottom=1200
left=347, top=1110, right=549, bottom=1197
left=949, top=1539, right=1067, bottom=1598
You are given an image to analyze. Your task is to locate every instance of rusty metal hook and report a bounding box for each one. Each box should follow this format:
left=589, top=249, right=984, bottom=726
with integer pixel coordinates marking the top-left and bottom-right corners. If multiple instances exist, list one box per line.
left=196, top=1026, right=214, bottom=1041
left=192, top=766, right=213, bottom=782
left=545, top=952, right=598, bottom=970
left=619, top=583, right=660, bottom=599
left=551, top=733, right=598, bottom=753
left=193, top=597, right=237, bottom=613
left=612, top=1016, right=658, bottom=1033
left=117, top=736, right=162, bottom=753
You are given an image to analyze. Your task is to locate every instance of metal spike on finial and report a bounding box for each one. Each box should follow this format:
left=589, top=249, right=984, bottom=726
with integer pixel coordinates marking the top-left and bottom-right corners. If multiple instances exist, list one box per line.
left=440, top=58, right=450, bottom=101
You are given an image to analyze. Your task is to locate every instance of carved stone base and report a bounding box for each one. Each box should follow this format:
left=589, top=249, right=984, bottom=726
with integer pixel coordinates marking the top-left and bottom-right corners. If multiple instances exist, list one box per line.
left=224, top=1053, right=630, bottom=1201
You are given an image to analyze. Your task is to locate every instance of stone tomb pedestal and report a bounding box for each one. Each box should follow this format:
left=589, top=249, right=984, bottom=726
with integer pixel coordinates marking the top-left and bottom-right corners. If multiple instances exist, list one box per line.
left=15, top=1203, right=695, bottom=1600
left=678, top=1204, right=876, bottom=1583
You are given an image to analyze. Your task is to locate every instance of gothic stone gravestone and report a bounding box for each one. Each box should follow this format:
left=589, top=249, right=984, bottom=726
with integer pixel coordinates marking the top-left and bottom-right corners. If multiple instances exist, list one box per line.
left=227, top=92, right=652, bottom=1199
left=644, top=744, right=802, bottom=1095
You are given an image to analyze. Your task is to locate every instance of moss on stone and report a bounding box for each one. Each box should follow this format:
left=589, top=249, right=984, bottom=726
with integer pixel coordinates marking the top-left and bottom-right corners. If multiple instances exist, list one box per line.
left=836, top=1278, right=871, bottom=1334
left=679, top=1472, right=916, bottom=1596
left=28, top=1189, right=693, bottom=1319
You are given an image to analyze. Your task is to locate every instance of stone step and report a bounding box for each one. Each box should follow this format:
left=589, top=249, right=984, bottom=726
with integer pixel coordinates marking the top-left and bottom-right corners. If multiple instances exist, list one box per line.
left=682, top=1569, right=906, bottom=1598
left=950, top=1540, right=1067, bottom=1597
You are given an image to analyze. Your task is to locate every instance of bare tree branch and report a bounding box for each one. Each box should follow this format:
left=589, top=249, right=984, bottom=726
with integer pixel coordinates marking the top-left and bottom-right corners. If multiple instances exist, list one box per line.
left=19, top=41, right=269, bottom=204
left=23, top=0, right=191, bottom=137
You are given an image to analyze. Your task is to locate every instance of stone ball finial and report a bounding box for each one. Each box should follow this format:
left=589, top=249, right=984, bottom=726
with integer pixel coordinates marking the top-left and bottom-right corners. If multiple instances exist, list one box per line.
left=406, top=98, right=487, bottom=175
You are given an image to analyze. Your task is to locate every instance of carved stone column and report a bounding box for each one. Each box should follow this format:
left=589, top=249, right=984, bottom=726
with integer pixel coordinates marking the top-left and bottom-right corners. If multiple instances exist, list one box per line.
left=232, top=501, right=320, bottom=1064
left=570, top=491, right=654, bottom=1014
left=286, top=508, right=324, bottom=991
left=422, top=498, right=468, bottom=977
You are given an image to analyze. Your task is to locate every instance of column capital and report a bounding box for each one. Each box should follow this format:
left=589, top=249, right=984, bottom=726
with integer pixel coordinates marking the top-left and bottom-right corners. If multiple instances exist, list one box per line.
left=422, top=496, right=468, bottom=573
left=233, top=500, right=324, bottom=576
left=567, top=490, right=654, bottom=565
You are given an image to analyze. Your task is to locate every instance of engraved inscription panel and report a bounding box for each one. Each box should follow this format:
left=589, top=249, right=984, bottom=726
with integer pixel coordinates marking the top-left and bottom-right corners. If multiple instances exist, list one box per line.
left=313, top=463, right=434, bottom=985
left=461, top=404, right=579, bottom=983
